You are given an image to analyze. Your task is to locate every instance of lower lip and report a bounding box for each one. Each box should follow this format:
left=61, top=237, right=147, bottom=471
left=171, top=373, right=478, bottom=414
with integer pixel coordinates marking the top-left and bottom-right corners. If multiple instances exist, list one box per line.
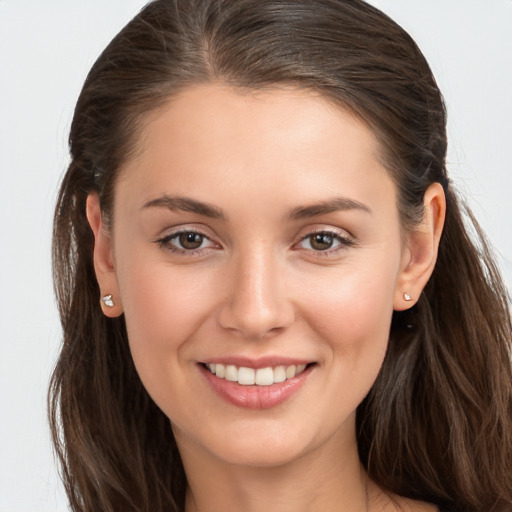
left=199, top=364, right=314, bottom=409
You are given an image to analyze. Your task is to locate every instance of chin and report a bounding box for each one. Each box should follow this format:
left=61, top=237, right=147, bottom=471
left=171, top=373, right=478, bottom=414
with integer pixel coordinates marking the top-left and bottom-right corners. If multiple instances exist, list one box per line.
left=211, top=436, right=311, bottom=468
left=180, top=413, right=353, bottom=470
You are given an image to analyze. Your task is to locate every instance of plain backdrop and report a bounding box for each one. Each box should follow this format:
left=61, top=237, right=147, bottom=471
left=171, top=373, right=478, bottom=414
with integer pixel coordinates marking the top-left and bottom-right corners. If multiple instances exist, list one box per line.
left=1, top=1, right=511, bottom=511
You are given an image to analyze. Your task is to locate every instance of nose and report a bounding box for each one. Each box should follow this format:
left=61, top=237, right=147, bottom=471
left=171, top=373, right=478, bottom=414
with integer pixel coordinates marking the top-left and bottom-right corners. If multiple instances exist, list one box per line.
left=217, top=246, right=294, bottom=340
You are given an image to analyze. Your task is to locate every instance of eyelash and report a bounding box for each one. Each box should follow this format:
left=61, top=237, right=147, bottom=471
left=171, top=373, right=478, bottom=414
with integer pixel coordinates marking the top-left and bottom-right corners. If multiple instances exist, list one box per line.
left=156, top=228, right=354, bottom=257
left=156, top=229, right=217, bottom=256
left=296, top=230, right=355, bottom=256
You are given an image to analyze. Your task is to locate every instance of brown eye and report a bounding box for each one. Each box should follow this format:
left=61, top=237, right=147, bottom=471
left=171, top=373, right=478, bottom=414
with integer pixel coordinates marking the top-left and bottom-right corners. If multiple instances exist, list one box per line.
left=178, top=232, right=204, bottom=250
left=297, top=231, right=352, bottom=254
left=309, top=233, right=335, bottom=250
left=157, top=229, right=218, bottom=254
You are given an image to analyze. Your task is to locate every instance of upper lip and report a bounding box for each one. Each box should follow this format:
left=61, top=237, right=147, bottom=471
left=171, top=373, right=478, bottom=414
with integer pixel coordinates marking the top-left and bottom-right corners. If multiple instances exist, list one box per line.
left=199, top=356, right=314, bottom=369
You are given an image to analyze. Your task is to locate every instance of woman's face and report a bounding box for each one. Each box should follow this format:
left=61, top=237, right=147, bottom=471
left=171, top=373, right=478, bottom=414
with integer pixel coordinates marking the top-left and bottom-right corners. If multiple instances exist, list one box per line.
left=106, top=84, right=410, bottom=467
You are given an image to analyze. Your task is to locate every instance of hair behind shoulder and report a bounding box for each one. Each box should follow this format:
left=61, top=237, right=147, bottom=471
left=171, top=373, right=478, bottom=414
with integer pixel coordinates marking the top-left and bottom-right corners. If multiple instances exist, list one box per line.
left=50, top=1, right=512, bottom=511
left=357, top=186, right=512, bottom=512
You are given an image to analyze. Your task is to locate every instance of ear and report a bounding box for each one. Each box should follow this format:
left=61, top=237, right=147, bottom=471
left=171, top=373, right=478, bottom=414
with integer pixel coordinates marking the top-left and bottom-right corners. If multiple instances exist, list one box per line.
left=86, top=193, right=123, bottom=317
left=394, top=182, right=446, bottom=311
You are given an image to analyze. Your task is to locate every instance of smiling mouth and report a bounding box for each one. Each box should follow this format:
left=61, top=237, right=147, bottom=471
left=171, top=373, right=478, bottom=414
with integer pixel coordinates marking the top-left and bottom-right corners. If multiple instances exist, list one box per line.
left=201, top=363, right=311, bottom=386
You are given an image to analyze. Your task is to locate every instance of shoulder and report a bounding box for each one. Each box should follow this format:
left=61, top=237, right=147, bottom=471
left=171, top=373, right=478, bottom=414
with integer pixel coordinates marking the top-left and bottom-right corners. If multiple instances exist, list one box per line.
left=368, top=483, right=439, bottom=512
left=399, top=498, right=439, bottom=512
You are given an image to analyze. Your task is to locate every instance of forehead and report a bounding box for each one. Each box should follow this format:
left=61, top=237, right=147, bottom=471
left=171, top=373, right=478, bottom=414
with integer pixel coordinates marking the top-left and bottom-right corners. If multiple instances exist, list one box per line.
left=116, top=83, right=395, bottom=216
left=136, top=83, right=377, bottom=153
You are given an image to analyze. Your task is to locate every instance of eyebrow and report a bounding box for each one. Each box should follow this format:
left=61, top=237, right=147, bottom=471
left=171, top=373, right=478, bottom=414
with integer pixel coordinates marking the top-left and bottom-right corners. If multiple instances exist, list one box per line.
left=141, top=194, right=370, bottom=221
left=289, top=197, right=371, bottom=219
left=141, top=195, right=226, bottom=220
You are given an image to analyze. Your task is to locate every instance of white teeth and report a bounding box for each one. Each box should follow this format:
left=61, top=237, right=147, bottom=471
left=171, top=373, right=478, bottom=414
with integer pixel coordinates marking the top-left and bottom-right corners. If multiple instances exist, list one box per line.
left=215, top=364, right=226, bottom=378
left=285, top=365, right=297, bottom=379
left=238, top=367, right=255, bottom=385
left=225, top=365, right=238, bottom=382
left=255, top=367, right=274, bottom=386
left=205, top=362, right=309, bottom=385
left=273, top=366, right=286, bottom=383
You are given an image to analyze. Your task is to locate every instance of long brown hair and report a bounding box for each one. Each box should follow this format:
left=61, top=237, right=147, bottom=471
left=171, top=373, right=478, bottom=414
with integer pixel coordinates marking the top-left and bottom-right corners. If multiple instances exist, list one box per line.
left=50, top=1, right=512, bottom=511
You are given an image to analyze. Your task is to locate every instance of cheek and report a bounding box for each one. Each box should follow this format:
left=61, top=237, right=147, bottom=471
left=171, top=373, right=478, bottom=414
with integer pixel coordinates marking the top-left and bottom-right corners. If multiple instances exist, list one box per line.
left=299, top=250, right=400, bottom=372
left=114, top=250, right=220, bottom=389
left=306, top=262, right=396, bottom=326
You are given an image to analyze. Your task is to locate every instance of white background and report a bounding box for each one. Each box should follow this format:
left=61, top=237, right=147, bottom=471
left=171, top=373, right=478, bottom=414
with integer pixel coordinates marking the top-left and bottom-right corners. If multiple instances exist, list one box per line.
left=1, top=1, right=511, bottom=511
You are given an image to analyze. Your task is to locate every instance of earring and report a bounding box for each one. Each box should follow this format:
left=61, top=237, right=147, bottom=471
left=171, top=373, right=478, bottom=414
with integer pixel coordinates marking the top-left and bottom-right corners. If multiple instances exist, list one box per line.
left=101, top=294, right=115, bottom=308
left=403, top=292, right=413, bottom=302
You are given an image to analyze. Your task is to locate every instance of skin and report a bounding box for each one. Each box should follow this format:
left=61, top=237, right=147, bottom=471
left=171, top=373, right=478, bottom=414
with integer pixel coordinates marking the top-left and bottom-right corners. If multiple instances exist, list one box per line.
left=87, top=83, right=445, bottom=512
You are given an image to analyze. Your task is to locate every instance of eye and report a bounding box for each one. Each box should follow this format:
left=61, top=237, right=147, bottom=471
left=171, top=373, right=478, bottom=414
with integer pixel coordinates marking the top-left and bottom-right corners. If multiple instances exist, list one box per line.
left=297, top=230, right=353, bottom=253
left=176, top=232, right=206, bottom=250
left=157, top=229, right=218, bottom=254
left=304, top=232, right=338, bottom=251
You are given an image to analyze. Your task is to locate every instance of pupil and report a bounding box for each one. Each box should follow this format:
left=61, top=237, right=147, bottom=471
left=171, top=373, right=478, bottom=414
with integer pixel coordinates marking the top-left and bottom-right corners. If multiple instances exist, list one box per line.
left=311, top=233, right=333, bottom=250
left=179, top=232, right=203, bottom=250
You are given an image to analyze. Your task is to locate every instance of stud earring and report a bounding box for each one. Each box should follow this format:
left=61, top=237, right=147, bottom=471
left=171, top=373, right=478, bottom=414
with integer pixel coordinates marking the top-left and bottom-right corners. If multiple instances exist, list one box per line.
left=403, top=292, right=413, bottom=302
left=101, top=294, right=115, bottom=308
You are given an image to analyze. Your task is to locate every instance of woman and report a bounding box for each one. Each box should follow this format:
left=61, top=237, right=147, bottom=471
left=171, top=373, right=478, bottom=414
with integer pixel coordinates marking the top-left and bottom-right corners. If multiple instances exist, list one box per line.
left=49, top=0, right=512, bottom=511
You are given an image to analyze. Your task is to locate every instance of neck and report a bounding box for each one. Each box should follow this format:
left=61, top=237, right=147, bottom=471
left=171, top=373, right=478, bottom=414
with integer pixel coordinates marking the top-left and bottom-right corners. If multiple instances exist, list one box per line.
left=179, top=422, right=374, bottom=512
